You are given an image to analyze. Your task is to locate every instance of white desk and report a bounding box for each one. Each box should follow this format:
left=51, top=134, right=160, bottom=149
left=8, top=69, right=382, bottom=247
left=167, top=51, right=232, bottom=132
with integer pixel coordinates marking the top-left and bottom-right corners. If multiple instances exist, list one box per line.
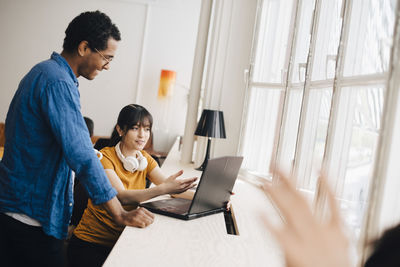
left=104, top=140, right=285, bottom=267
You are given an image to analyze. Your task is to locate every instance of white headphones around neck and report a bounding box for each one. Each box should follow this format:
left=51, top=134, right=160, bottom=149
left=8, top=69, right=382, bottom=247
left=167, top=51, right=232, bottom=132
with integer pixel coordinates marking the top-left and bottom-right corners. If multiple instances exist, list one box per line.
left=115, top=142, right=148, bottom=172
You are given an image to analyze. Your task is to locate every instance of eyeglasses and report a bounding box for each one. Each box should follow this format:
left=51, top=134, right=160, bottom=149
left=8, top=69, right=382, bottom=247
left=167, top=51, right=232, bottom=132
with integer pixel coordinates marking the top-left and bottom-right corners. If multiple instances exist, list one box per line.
left=94, top=48, right=112, bottom=66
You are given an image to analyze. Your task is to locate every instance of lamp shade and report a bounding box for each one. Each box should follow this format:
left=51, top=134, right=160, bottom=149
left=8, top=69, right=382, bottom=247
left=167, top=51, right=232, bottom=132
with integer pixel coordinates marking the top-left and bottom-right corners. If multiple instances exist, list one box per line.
left=158, top=69, right=176, bottom=99
left=194, top=109, right=226, bottom=139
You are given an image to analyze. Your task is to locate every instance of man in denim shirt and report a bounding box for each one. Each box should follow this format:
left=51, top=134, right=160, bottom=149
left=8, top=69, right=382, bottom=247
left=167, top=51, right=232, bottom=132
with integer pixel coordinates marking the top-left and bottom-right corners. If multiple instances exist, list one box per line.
left=0, top=11, right=154, bottom=266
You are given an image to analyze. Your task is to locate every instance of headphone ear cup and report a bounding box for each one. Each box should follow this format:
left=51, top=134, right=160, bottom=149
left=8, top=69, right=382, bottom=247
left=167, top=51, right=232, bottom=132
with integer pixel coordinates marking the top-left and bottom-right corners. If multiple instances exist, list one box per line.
left=136, top=151, right=148, bottom=171
left=124, top=156, right=139, bottom=172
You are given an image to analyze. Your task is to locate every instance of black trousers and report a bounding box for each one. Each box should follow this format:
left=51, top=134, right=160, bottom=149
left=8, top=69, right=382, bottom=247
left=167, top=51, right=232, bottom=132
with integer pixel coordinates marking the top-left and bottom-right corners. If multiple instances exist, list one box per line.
left=67, top=234, right=113, bottom=267
left=0, top=212, right=65, bottom=267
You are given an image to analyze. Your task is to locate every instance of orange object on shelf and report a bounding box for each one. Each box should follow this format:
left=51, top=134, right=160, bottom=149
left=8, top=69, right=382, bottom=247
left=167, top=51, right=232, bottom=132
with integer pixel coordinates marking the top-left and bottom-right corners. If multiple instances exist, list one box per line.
left=157, top=69, right=176, bottom=99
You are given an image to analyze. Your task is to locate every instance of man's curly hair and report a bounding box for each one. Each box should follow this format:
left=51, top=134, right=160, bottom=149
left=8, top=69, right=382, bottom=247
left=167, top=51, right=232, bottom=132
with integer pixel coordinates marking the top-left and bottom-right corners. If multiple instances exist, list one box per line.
left=63, top=10, right=121, bottom=52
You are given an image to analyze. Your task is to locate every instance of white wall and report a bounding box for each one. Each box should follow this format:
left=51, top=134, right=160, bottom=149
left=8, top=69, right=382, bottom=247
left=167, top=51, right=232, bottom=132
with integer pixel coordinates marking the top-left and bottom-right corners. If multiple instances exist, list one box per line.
left=139, top=0, right=201, bottom=152
left=197, top=0, right=257, bottom=161
left=216, top=0, right=257, bottom=157
left=0, top=0, right=200, bottom=152
left=0, top=0, right=258, bottom=158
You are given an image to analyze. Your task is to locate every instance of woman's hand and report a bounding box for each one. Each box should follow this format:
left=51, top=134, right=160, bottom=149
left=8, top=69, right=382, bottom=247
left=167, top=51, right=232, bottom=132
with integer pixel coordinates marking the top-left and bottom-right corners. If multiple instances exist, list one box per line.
left=262, top=170, right=351, bottom=267
left=159, top=170, right=197, bottom=195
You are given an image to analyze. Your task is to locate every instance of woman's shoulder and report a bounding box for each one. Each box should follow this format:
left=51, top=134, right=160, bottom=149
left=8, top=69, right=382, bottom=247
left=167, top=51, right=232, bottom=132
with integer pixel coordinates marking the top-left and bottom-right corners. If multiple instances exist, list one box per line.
left=100, top=146, right=117, bottom=159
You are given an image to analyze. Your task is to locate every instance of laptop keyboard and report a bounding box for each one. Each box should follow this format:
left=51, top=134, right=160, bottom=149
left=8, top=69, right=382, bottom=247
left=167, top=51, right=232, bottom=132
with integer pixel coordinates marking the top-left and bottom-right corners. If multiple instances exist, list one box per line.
left=159, top=202, right=191, bottom=214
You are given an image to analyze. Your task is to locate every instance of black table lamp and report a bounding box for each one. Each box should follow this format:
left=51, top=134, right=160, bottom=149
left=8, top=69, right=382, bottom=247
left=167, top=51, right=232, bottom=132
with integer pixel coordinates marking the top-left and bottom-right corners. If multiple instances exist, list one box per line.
left=194, top=109, right=226, bottom=171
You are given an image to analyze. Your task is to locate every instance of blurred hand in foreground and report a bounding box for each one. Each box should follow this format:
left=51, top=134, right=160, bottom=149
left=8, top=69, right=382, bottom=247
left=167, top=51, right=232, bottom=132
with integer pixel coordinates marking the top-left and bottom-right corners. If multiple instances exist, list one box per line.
left=262, top=170, right=351, bottom=267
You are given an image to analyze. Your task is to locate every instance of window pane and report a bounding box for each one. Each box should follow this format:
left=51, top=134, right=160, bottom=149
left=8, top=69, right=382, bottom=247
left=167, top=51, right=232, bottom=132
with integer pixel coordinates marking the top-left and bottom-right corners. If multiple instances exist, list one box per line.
left=339, top=86, right=385, bottom=236
left=311, top=0, right=343, bottom=80
left=296, top=88, right=333, bottom=192
left=242, top=87, right=284, bottom=176
left=276, top=88, right=303, bottom=171
left=290, top=0, right=315, bottom=83
left=343, top=0, right=396, bottom=76
left=253, top=0, right=295, bottom=83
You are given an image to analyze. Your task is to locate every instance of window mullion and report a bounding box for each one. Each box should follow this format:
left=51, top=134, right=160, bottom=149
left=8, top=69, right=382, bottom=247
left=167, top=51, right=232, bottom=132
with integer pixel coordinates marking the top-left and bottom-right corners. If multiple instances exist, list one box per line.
left=291, top=0, right=322, bottom=190
left=320, top=0, right=352, bottom=192
left=271, top=0, right=303, bottom=182
left=248, top=82, right=285, bottom=89
left=309, top=73, right=387, bottom=89
left=312, top=0, right=352, bottom=229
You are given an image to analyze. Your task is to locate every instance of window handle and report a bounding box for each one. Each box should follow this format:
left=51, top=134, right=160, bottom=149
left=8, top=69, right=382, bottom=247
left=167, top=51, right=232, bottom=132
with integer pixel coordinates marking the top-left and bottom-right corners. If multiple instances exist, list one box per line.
left=298, top=63, right=307, bottom=82
left=325, top=55, right=337, bottom=79
left=244, top=68, right=250, bottom=84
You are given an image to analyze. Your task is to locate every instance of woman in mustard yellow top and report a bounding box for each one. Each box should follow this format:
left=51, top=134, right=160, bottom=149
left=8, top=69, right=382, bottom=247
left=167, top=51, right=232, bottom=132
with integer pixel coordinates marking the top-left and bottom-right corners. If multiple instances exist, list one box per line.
left=67, top=104, right=197, bottom=267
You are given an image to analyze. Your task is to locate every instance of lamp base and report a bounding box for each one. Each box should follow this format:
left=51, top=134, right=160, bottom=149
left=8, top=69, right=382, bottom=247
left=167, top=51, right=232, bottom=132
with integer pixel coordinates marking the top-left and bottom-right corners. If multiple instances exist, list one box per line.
left=195, top=160, right=207, bottom=171
left=195, top=137, right=211, bottom=171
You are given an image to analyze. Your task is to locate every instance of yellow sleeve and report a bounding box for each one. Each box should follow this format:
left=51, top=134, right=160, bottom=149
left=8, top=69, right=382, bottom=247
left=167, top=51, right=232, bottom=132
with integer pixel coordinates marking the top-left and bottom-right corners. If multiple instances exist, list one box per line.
left=100, top=147, right=116, bottom=170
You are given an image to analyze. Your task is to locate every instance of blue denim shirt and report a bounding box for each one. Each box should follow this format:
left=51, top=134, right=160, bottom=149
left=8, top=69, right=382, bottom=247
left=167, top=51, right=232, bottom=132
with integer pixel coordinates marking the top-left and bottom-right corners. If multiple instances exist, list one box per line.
left=0, top=52, right=117, bottom=239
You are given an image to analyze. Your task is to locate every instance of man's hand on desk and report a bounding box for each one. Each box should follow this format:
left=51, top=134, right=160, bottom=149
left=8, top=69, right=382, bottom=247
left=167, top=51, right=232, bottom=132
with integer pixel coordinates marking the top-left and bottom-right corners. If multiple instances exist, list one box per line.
left=103, top=196, right=155, bottom=228
left=159, top=170, right=198, bottom=195
left=120, top=207, right=155, bottom=228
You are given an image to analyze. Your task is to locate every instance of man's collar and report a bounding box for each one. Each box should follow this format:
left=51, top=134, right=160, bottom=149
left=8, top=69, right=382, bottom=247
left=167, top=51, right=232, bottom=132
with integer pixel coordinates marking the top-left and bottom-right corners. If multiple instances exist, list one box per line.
left=51, top=52, right=79, bottom=88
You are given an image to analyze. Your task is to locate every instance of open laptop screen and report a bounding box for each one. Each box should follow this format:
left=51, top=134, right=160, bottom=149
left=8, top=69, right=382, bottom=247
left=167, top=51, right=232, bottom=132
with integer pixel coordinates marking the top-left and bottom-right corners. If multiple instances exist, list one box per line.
left=188, top=156, right=243, bottom=214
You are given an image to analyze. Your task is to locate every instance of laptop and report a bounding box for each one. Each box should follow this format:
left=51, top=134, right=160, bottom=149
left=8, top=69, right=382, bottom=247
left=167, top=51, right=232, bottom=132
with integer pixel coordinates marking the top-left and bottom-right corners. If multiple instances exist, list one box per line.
left=139, top=156, right=243, bottom=220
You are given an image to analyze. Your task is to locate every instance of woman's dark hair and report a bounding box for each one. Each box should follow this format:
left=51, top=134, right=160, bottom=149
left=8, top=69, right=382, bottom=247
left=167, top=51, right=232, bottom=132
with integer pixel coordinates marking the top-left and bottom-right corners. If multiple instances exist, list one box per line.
left=63, top=10, right=121, bottom=52
left=365, top=224, right=400, bottom=267
left=83, top=117, right=94, bottom=137
left=109, top=104, right=153, bottom=146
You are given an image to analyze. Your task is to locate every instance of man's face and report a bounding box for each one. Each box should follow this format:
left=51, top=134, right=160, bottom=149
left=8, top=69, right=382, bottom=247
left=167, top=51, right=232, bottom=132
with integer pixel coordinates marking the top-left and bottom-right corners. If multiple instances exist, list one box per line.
left=78, top=38, right=119, bottom=80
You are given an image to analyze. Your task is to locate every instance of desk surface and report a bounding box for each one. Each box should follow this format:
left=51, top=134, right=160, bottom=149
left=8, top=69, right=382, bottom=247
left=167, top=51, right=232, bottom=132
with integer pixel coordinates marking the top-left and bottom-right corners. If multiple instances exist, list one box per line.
left=104, top=140, right=285, bottom=267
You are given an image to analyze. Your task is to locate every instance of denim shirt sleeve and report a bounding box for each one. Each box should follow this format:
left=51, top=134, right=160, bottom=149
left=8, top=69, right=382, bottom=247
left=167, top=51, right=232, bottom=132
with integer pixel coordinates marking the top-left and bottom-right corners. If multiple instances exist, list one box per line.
left=40, top=81, right=117, bottom=205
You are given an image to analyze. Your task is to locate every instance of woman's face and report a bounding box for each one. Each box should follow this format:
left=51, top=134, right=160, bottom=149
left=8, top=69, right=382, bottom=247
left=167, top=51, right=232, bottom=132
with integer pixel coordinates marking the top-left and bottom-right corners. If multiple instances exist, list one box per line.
left=120, top=122, right=151, bottom=152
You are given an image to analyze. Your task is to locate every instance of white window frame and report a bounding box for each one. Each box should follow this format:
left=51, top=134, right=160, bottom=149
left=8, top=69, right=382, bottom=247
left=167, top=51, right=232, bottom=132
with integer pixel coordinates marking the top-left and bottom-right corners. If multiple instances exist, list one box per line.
left=240, top=0, right=399, bottom=265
